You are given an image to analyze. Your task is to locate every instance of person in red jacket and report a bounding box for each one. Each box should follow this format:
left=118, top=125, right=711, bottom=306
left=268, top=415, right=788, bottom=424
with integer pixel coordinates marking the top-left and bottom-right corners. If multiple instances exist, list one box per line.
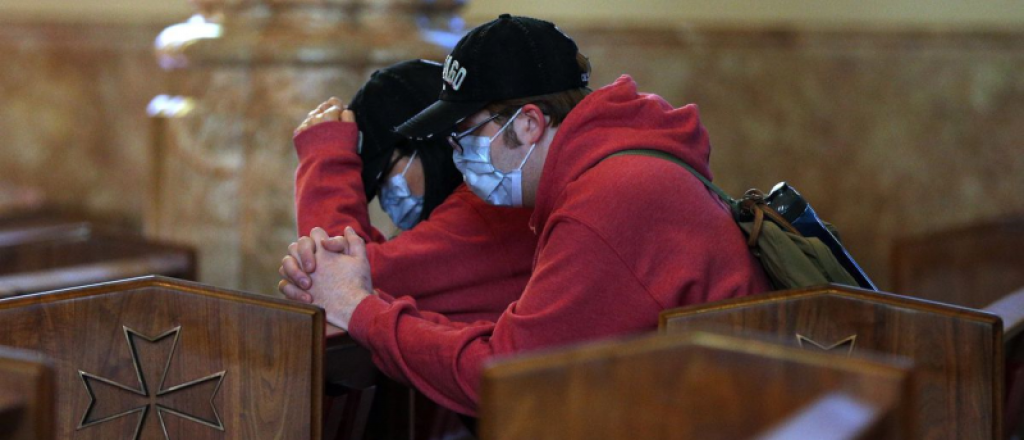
left=281, top=15, right=772, bottom=416
left=284, top=59, right=536, bottom=323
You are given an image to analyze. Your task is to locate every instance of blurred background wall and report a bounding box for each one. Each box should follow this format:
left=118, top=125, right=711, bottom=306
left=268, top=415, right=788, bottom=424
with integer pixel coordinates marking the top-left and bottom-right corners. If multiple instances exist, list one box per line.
left=0, top=0, right=1021, bottom=294
left=2, top=0, right=1024, bottom=27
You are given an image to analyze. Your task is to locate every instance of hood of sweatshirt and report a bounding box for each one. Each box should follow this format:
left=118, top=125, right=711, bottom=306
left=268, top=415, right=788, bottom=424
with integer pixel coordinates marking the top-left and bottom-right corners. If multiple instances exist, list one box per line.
left=531, top=75, right=713, bottom=230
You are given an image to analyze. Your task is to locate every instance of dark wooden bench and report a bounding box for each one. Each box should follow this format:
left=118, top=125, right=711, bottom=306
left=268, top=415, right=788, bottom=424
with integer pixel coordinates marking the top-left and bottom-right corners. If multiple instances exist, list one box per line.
left=323, top=326, right=377, bottom=440
left=984, top=286, right=1024, bottom=440
left=479, top=331, right=913, bottom=440
left=892, top=217, right=1024, bottom=439
left=0, top=226, right=195, bottom=298
left=0, top=216, right=91, bottom=248
left=660, top=284, right=1002, bottom=440
left=752, top=392, right=902, bottom=440
left=892, top=216, right=1024, bottom=309
left=0, top=276, right=325, bottom=439
left=0, top=347, right=54, bottom=440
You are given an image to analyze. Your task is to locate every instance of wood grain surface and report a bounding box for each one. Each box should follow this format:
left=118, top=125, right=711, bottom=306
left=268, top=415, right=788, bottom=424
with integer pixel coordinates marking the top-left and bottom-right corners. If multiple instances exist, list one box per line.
left=0, top=216, right=196, bottom=298
left=753, top=392, right=901, bottom=440
left=660, top=284, right=1003, bottom=440
left=892, top=216, right=1024, bottom=309
left=986, top=286, right=1024, bottom=440
left=0, top=276, right=323, bottom=440
left=0, top=347, right=54, bottom=440
left=480, top=331, right=913, bottom=440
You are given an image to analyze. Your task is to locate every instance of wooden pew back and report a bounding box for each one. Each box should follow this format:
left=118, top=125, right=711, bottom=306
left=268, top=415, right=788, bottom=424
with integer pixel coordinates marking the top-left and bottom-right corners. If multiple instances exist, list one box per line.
left=0, top=217, right=91, bottom=248
left=660, top=284, right=1002, bottom=440
left=479, top=332, right=913, bottom=440
left=0, top=347, right=54, bottom=440
left=985, top=286, right=1024, bottom=440
left=752, top=392, right=901, bottom=440
left=0, top=276, right=323, bottom=439
left=0, top=229, right=195, bottom=298
left=985, top=286, right=1024, bottom=341
left=892, top=217, right=1024, bottom=309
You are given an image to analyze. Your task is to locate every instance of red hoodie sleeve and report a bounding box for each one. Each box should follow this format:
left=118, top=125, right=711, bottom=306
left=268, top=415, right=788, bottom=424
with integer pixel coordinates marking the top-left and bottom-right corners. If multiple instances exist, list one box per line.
left=347, top=217, right=663, bottom=416
left=294, top=121, right=388, bottom=242
left=361, top=189, right=533, bottom=320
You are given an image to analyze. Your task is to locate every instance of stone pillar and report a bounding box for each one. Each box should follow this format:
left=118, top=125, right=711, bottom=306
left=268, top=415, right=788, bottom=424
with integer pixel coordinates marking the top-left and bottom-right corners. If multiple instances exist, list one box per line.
left=148, top=0, right=463, bottom=295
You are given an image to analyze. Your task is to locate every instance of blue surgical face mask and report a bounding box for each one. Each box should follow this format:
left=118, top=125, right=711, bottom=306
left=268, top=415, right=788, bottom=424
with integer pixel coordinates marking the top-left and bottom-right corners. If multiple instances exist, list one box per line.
left=379, top=150, right=424, bottom=229
left=453, top=108, right=536, bottom=207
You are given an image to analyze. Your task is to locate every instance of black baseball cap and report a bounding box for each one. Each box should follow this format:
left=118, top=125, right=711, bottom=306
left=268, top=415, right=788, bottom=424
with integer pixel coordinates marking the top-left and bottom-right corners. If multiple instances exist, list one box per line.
left=395, top=14, right=589, bottom=140
left=349, top=59, right=443, bottom=200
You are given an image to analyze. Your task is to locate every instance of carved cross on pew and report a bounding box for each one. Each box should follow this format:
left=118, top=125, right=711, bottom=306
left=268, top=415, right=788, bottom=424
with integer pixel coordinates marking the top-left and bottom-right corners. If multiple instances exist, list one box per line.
left=795, top=334, right=858, bottom=356
left=77, top=326, right=226, bottom=439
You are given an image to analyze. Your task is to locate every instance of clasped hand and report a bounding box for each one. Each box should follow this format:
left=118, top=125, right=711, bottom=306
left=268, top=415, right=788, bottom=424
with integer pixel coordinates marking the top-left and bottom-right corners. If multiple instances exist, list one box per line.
left=279, top=227, right=373, bottom=330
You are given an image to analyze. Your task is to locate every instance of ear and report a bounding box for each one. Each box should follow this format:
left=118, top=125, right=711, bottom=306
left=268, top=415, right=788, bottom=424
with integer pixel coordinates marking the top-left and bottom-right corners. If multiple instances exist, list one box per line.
left=516, top=104, right=548, bottom=146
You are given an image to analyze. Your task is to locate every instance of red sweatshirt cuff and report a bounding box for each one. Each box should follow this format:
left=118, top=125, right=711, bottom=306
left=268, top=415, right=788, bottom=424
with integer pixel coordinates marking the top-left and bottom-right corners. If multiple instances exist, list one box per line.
left=293, top=121, right=359, bottom=157
left=347, top=293, right=392, bottom=345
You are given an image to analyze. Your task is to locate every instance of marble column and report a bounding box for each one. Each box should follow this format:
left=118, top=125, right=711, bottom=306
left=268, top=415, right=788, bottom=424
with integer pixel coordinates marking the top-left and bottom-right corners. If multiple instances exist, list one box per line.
left=149, top=0, right=463, bottom=295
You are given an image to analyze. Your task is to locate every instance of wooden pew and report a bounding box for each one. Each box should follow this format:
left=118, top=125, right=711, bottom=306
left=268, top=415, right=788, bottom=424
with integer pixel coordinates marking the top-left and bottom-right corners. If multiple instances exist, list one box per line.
left=0, top=347, right=54, bottom=440
left=0, top=394, right=24, bottom=439
left=0, top=276, right=325, bottom=439
left=660, top=284, right=1002, bottom=440
left=479, top=331, right=914, bottom=440
left=322, top=330, right=469, bottom=440
left=0, top=215, right=91, bottom=248
left=753, top=392, right=903, bottom=440
left=985, top=286, right=1024, bottom=342
left=892, top=217, right=1024, bottom=309
left=984, top=286, right=1024, bottom=440
left=892, top=218, right=1024, bottom=440
left=0, top=228, right=195, bottom=298
left=323, top=326, right=378, bottom=440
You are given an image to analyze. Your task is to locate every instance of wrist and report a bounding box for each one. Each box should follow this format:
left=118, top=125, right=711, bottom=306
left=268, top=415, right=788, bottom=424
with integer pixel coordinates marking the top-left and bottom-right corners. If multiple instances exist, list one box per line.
left=294, top=121, right=360, bottom=156
left=326, top=289, right=372, bottom=330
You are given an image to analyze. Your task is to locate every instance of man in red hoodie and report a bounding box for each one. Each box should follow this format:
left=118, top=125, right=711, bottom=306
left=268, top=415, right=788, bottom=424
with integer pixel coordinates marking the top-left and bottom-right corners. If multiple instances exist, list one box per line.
left=282, top=14, right=771, bottom=416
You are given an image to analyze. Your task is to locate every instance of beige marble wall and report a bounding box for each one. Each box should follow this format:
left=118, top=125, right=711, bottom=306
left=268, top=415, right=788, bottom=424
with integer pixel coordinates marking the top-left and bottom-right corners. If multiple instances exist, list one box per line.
left=145, top=1, right=461, bottom=294
left=5, top=0, right=1024, bottom=29
left=1, top=19, right=1022, bottom=292
left=150, top=65, right=372, bottom=293
left=0, top=21, right=167, bottom=227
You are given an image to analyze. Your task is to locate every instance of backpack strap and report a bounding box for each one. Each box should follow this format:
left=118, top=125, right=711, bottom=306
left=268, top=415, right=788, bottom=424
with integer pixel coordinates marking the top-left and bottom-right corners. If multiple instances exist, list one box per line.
left=606, top=149, right=861, bottom=290
left=605, top=149, right=736, bottom=209
left=605, top=149, right=800, bottom=245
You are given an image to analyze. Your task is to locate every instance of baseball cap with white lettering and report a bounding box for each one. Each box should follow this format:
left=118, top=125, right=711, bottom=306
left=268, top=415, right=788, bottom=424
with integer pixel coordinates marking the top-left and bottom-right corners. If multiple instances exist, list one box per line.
left=395, top=14, right=589, bottom=140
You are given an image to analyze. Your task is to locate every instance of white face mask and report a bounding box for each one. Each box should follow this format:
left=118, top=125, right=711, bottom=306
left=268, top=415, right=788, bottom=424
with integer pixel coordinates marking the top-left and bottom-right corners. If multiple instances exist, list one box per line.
left=379, top=150, right=424, bottom=229
left=453, top=108, right=536, bottom=207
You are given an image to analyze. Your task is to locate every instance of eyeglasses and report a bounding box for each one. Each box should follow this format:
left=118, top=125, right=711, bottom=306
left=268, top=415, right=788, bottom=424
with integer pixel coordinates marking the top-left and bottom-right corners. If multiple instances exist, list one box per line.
left=447, top=113, right=501, bottom=153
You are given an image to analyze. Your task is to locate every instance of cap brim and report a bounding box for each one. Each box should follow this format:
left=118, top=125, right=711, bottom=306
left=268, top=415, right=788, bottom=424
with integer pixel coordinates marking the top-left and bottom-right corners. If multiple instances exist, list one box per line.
left=395, top=99, right=488, bottom=140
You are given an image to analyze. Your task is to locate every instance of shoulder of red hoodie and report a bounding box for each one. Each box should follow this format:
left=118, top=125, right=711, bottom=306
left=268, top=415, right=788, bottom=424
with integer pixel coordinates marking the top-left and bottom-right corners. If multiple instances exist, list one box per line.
left=533, top=75, right=771, bottom=308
